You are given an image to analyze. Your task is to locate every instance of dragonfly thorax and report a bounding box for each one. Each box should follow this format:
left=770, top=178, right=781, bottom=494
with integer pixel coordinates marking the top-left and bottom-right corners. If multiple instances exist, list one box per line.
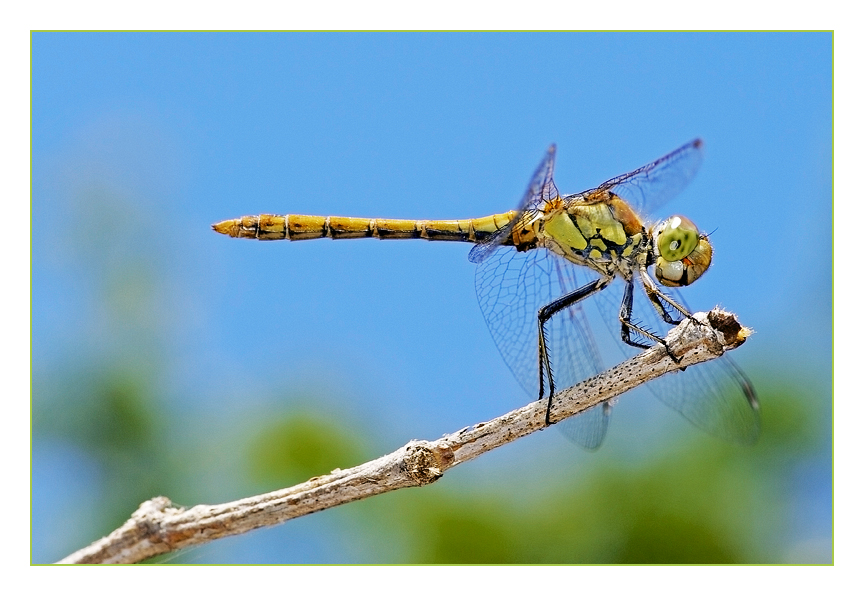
left=534, top=197, right=650, bottom=280
left=650, top=215, right=713, bottom=287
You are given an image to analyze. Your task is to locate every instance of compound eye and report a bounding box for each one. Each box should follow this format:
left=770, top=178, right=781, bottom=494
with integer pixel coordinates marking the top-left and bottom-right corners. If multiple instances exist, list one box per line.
left=658, top=215, right=699, bottom=262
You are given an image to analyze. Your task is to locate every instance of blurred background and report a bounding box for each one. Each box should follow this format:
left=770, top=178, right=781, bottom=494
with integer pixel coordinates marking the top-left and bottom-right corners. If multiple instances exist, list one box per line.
left=31, top=32, right=831, bottom=564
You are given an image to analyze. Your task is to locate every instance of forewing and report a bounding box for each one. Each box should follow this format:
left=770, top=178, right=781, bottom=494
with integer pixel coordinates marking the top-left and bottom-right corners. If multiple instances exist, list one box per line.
left=579, top=139, right=704, bottom=217
left=469, top=145, right=558, bottom=264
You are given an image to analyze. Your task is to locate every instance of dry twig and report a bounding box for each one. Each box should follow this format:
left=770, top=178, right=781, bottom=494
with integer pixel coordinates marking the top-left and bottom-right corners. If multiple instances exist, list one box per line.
left=57, top=308, right=751, bottom=564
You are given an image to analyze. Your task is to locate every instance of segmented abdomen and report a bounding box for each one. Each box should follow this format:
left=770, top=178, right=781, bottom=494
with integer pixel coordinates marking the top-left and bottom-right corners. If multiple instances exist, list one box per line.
left=212, top=212, right=518, bottom=243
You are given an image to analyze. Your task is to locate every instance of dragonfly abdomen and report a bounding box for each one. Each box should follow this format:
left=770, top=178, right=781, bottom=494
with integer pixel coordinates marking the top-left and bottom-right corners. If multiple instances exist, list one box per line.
left=212, top=212, right=517, bottom=243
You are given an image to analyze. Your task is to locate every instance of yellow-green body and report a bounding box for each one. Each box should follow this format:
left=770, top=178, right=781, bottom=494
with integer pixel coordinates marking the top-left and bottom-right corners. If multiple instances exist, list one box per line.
left=521, top=191, right=648, bottom=281
left=212, top=211, right=517, bottom=244
left=214, top=181, right=689, bottom=286
left=210, top=139, right=760, bottom=449
left=213, top=183, right=711, bottom=291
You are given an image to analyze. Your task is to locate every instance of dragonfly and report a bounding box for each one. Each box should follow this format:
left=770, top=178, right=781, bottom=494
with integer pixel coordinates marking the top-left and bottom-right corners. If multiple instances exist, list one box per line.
left=213, top=139, right=760, bottom=449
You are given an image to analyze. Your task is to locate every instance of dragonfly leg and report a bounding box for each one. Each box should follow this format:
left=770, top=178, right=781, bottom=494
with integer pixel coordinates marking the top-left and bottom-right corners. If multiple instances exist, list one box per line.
left=538, top=276, right=612, bottom=425
left=618, top=278, right=664, bottom=349
left=620, top=271, right=695, bottom=367
left=639, top=267, right=694, bottom=324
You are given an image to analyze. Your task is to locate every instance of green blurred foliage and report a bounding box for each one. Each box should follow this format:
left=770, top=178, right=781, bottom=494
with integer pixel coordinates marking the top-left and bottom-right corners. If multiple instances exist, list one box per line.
left=245, top=410, right=372, bottom=488
left=36, top=370, right=155, bottom=455
left=33, top=364, right=174, bottom=536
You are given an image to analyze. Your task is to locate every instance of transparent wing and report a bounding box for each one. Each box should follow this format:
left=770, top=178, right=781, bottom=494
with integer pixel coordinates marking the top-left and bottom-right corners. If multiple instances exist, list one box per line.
left=474, top=243, right=612, bottom=449
left=574, top=139, right=704, bottom=217
left=589, top=276, right=761, bottom=444
left=469, top=145, right=558, bottom=265
left=654, top=352, right=760, bottom=444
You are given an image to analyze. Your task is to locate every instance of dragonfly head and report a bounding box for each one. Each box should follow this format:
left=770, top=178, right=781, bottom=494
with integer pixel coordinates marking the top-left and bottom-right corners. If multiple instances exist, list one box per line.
left=652, top=215, right=713, bottom=287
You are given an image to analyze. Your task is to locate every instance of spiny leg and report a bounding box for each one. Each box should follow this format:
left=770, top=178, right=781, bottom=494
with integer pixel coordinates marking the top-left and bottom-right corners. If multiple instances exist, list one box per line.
left=537, top=276, right=612, bottom=425
left=638, top=267, right=693, bottom=325
left=618, top=273, right=690, bottom=367
left=639, top=266, right=704, bottom=370
left=618, top=278, right=663, bottom=349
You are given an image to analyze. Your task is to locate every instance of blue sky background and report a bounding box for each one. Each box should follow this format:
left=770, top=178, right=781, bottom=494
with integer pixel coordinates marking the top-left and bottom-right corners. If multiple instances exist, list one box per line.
left=31, top=32, right=832, bottom=563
